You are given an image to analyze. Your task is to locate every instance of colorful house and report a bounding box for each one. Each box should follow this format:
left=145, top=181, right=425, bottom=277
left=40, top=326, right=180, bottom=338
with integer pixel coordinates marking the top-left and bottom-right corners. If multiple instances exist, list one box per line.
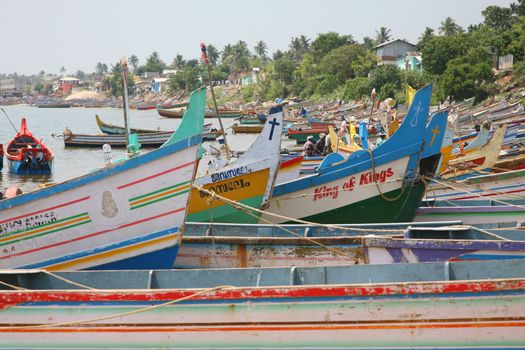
left=397, top=51, right=423, bottom=71
left=373, top=39, right=415, bottom=66
left=57, top=77, right=79, bottom=96
left=152, top=77, right=169, bottom=93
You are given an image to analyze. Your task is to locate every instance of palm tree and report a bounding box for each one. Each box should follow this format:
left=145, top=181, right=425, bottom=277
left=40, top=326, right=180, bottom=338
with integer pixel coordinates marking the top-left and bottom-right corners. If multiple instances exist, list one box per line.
left=439, top=17, right=464, bottom=36
left=172, top=54, right=186, bottom=70
left=416, top=27, right=435, bottom=50
left=298, top=35, right=310, bottom=52
left=206, top=44, right=220, bottom=65
left=59, top=66, right=66, bottom=76
left=254, top=40, right=268, bottom=60
left=128, top=55, right=139, bottom=73
left=362, top=36, right=376, bottom=49
left=95, top=63, right=106, bottom=76
left=375, top=27, right=391, bottom=44
left=221, top=44, right=235, bottom=65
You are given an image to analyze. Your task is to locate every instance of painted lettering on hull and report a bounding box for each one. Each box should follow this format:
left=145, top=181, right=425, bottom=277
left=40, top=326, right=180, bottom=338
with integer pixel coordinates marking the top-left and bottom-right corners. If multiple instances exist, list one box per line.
left=312, top=167, right=394, bottom=202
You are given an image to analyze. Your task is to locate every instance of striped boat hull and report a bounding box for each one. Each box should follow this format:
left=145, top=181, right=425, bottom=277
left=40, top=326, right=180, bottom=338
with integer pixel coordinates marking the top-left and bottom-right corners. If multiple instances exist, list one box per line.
left=0, top=261, right=524, bottom=348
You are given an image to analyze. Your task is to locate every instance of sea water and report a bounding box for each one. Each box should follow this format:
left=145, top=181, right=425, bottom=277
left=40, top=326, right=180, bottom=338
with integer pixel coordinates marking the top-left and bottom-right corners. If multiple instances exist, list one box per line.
left=0, top=104, right=292, bottom=194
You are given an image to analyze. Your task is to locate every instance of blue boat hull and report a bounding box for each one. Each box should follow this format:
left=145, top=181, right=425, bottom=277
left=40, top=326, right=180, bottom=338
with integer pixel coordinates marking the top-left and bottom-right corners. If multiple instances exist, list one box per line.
left=8, top=158, right=53, bottom=174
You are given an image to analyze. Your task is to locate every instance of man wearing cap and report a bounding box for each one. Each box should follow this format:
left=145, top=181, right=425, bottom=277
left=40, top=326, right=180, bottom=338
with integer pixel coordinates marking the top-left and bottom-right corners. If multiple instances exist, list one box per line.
left=315, top=133, right=326, bottom=155
left=303, top=135, right=315, bottom=157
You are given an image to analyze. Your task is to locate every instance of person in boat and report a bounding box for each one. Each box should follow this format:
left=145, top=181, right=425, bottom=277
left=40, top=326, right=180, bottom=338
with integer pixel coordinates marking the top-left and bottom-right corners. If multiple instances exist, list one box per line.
left=339, top=117, right=348, bottom=134
left=315, top=133, right=326, bottom=155
left=303, top=135, right=315, bottom=157
left=374, top=131, right=387, bottom=149
left=323, top=133, right=332, bottom=155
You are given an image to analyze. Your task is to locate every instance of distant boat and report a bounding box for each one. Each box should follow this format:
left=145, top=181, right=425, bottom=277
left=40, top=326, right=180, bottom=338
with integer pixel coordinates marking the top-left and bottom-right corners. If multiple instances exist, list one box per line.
left=158, top=106, right=246, bottom=119
left=135, top=105, right=157, bottom=110
left=231, top=124, right=264, bottom=133
left=5, top=118, right=54, bottom=174
left=63, top=129, right=176, bottom=148
left=94, top=114, right=221, bottom=142
left=36, top=103, right=71, bottom=108
left=96, top=114, right=165, bottom=134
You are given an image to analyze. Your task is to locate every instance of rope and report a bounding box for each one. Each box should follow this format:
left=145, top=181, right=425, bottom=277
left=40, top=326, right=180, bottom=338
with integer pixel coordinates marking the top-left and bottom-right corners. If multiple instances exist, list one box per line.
left=231, top=202, right=370, bottom=257
left=1, top=270, right=95, bottom=291
left=363, top=148, right=412, bottom=202
left=0, top=285, right=235, bottom=329
left=42, top=270, right=97, bottom=290
left=0, top=280, right=27, bottom=290
left=193, top=184, right=404, bottom=233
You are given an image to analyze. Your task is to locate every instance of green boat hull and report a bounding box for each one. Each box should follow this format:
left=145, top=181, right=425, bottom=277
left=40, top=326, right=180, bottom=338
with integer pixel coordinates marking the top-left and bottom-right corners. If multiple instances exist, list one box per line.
left=187, top=195, right=264, bottom=224
left=293, top=181, right=424, bottom=224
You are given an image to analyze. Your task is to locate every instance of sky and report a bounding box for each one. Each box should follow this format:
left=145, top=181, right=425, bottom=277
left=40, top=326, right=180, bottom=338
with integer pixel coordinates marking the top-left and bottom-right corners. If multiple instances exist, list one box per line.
left=0, top=0, right=515, bottom=75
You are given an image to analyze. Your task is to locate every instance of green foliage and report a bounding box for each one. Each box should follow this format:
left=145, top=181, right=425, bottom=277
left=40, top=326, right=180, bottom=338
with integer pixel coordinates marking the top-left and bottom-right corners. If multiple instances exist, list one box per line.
left=169, top=65, right=203, bottom=94
left=342, top=77, right=371, bottom=101
left=254, top=40, right=268, bottom=61
left=415, top=27, right=434, bottom=51
left=421, top=34, right=471, bottom=75
left=128, top=55, right=139, bottom=73
left=362, top=36, right=376, bottom=49
left=137, top=51, right=166, bottom=75
left=311, top=32, right=354, bottom=62
left=107, top=62, right=136, bottom=97
left=319, top=45, right=370, bottom=84
left=241, top=84, right=256, bottom=103
left=511, top=0, right=525, bottom=16
left=273, top=58, right=296, bottom=84
left=267, top=80, right=288, bottom=100
left=440, top=47, right=493, bottom=101
left=288, top=35, right=311, bottom=61
left=369, top=65, right=402, bottom=100
left=439, top=17, right=464, bottom=36
left=512, top=61, right=525, bottom=84
left=483, top=5, right=515, bottom=31
left=316, top=74, right=338, bottom=94
left=375, top=27, right=391, bottom=44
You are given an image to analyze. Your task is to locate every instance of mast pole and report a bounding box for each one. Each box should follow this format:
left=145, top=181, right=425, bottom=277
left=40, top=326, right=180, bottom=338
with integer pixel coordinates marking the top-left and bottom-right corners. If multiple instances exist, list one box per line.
left=201, top=42, right=231, bottom=160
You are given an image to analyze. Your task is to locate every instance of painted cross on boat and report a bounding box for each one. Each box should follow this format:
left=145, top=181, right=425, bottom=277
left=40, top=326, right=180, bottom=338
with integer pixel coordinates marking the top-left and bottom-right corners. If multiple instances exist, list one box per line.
left=430, top=125, right=441, bottom=147
left=268, top=117, right=280, bottom=140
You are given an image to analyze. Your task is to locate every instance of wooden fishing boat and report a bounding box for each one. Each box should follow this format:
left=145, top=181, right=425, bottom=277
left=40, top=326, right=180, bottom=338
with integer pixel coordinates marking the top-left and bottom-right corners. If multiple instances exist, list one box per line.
left=231, top=124, right=263, bottom=133
left=0, top=88, right=206, bottom=270
left=186, top=105, right=284, bottom=223
left=239, top=114, right=265, bottom=124
left=63, top=130, right=176, bottom=148
left=177, top=221, right=525, bottom=268
left=36, top=103, right=71, bottom=108
left=440, top=124, right=507, bottom=179
left=287, top=127, right=327, bottom=143
left=1, top=260, right=524, bottom=348
left=5, top=118, right=54, bottom=174
left=67, top=121, right=219, bottom=147
left=328, top=125, right=361, bottom=153
left=158, top=106, right=244, bottom=119
left=414, top=199, right=525, bottom=225
left=276, top=154, right=303, bottom=184
left=426, top=168, right=525, bottom=202
left=261, top=85, right=447, bottom=224
left=308, top=116, right=336, bottom=128
left=96, top=114, right=164, bottom=134
left=135, top=105, right=157, bottom=110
